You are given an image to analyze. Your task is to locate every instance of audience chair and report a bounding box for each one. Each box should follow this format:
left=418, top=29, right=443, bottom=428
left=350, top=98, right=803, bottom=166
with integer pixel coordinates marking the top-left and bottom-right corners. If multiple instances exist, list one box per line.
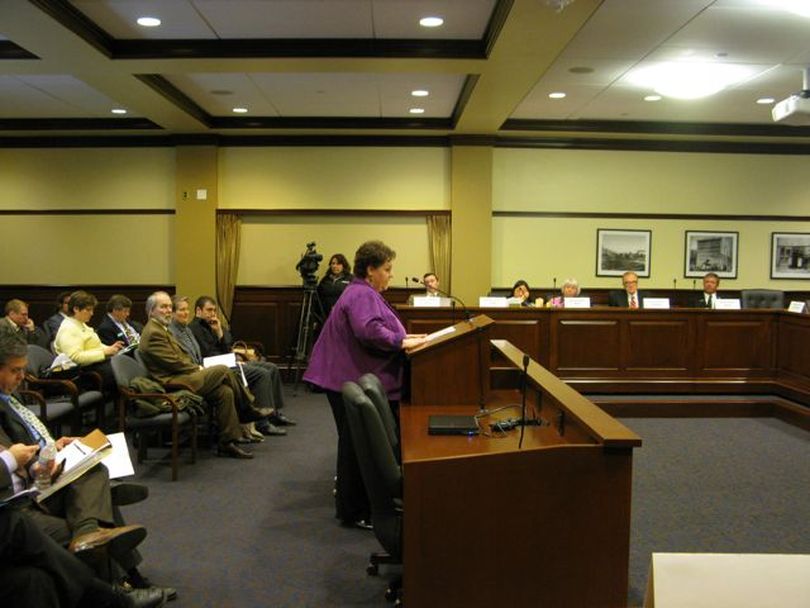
left=741, top=289, right=785, bottom=309
left=357, top=373, right=400, bottom=463
left=111, top=354, right=197, bottom=481
left=24, top=344, right=105, bottom=435
left=342, top=381, right=403, bottom=604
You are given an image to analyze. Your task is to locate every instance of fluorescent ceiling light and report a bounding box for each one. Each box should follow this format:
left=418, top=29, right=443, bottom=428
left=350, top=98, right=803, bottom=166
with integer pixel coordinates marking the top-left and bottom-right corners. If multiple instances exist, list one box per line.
left=136, top=16, right=161, bottom=27
left=626, top=62, right=754, bottom=100
left=111, top=108, right=127, bottom=114
left=409, top=108, right=425, bottom=114
left=411, top=90, right=429, bottom=97
left=232, top=107, right=248, bottom=113
left=419, top=16, right=444, bottom=27
left=756, top=97, right=776, bottom=104
left=755, top=0, right=810, bottom=18
left=644, top=95, right=662, bottom=102
left=548, top=92, right=566, bottom=99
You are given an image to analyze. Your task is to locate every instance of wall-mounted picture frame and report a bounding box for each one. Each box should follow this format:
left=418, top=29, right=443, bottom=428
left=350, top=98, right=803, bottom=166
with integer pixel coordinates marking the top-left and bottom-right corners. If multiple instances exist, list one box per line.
left=684, top=231, right=738, bottom=279
left=596, top=229, right=651, bottom=277
left=771, top=232, right=810, bottom=279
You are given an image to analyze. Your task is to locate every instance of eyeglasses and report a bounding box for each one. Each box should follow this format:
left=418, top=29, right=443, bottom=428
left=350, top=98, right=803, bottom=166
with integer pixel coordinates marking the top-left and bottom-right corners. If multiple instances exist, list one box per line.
left=623, top=280, right=638, bottom=286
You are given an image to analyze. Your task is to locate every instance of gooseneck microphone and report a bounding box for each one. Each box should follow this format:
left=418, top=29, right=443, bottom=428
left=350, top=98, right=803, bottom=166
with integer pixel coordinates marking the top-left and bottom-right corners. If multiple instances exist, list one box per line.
left=409, top=277, right=472, bottom=321
left=518, top=353, right=530, bottom=449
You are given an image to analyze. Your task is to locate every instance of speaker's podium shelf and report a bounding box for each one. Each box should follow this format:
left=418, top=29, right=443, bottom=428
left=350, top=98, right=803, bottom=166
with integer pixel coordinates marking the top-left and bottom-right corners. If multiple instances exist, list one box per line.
left=400, top=338, right=641, bottom=608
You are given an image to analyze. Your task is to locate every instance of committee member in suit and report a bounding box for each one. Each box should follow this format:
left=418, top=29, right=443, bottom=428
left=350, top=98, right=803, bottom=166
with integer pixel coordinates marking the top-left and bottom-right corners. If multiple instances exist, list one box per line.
left=44, top=292, right=72, bottom=344
left=693, top=272, right=721, bottom=308
left=0, top=299, right=49, bottom=348
left=608, top=271, right=648, bottom=308
left=0, top=332, right=147, bottom=578
left=190, top=296, right=293, bottom=433
left=54, top=291, right=123, bottom=394
left=304, top=240, right=427, bottom=529
left=317, top=253, right=352, bottom=319
left=137, top=291, right=268, bottom=459
left=97, top=295, right=142, bottom=348
left=0, top=508, right=166, bottom=608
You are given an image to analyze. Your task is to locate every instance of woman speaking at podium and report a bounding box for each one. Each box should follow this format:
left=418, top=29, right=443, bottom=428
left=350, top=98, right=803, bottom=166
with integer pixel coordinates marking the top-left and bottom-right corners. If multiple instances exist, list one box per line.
left=304, top=240, right=426, bottom=529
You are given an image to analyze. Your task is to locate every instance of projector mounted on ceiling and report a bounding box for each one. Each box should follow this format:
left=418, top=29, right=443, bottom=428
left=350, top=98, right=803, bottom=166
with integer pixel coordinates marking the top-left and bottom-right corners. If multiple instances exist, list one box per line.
left=772, top=67, right=810, bottom=125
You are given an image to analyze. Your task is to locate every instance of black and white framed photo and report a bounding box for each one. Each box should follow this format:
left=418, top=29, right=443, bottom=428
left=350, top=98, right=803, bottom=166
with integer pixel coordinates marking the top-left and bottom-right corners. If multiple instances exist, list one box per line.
left=596, top=229, right=651, bottom=277
left=771, top=232, right=810, bottom=279
left=684, top=231, right=738, bottom=278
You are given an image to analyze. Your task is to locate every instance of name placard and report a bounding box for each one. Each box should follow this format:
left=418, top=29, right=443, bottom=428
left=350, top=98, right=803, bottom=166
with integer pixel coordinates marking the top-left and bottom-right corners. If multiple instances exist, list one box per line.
left=787, top=300, right=806, bottom=313
left=564, top=297, right=591, bottom=309
left=412, top=296, right=453, bottom=308
left=479, top=296, right=508, bottom=308
left=715, top=298, right=741, bottom=310
left=642, top=298, right=670, bottom=309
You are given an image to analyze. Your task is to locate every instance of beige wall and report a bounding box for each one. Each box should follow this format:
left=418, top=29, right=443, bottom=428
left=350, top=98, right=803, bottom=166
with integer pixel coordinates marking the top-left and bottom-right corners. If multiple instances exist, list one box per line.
left=492, top=148, right=810, bottom=290
left=218, top=147, right=450, bottom=210
left=238, top=215, right=429, bottom=286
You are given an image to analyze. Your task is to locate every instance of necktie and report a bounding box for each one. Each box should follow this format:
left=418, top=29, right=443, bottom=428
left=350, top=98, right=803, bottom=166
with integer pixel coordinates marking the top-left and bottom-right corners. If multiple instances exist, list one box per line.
left=122, top=323, right=139, bottom=345
left=7, top=395, right=54, bottom=447
left=708, top=295, right=714, bottom=309
left=630, top=295, right=638, bottom=309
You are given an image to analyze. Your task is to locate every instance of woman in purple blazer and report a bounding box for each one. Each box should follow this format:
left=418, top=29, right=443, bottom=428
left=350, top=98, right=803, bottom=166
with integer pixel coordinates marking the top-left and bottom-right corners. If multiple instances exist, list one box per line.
left=304, top=240, right=426, bottom=528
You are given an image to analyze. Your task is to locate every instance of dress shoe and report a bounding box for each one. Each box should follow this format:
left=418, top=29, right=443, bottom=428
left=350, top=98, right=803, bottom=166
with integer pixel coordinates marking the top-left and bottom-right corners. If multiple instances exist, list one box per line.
left=111, top=483, right=149, bottom=506
left=243, top=406, right=275, bottom=422
left=257, top=422, right=287, bottom=436
left=270, top=411, right=297, bottom=426
left=70, top=525, right=147, bottom=562
left=340, top=519, right=373, bottom=531
left=121, top=578, right=178, bottom=602
left=113, top=583, right=167, bottom=608
left=217, top=441, right=254, bottom=459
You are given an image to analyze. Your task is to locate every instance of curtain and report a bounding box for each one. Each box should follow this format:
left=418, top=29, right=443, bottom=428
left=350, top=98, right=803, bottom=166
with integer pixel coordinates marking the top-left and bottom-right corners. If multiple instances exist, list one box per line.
left=216, top=213, right=242, bottom=322
left=426, top=214, right=451, bottom=290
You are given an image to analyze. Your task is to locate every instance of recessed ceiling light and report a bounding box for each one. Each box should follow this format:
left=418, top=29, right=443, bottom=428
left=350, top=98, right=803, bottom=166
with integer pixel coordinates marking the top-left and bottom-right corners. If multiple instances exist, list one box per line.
left=232, top=107, right=248, bottom=113
left=136, top=16, right=161, bottom=27
left=419, top=16, right=444, bottom=27
left=548, top=92, right=567, bottom=99
left=756, top=97, right=776, bottom=104
left=626, top=62, right=754, bottom=100
left=111, top=108, right=127, bottom=114
left=644, top=95, right=662, bottom=102
left=409, top=108, right=425, bottom=114
left=411, top=90, right=429, bottom=97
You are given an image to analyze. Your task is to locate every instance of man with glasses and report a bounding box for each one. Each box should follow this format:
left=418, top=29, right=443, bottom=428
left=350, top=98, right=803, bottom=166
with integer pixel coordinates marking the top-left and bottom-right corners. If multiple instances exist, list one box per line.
left=608, top=271, right=648, bottom=308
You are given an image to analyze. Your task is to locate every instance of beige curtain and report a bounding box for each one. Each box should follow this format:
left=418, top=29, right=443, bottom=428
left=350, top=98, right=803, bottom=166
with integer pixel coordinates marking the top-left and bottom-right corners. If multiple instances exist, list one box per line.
left=426, top=214, right=451, bottom=291
left=216, top=213, right=242, bottom=322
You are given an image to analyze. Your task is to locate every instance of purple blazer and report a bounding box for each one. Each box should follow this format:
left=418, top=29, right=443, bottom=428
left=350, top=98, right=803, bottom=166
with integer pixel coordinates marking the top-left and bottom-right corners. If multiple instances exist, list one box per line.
left=304, top=277, right=407, bottom=399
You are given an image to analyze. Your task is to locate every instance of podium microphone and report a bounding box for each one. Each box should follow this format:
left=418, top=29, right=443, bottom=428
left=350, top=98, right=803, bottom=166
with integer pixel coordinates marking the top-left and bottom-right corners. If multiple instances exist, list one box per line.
left=409, top=277, right=472, bottom=322
left=518, top=353, right=530, bottom=449
left=673, top=277, right=677, bottom=290
left=692, top=279, right=697, bottom=290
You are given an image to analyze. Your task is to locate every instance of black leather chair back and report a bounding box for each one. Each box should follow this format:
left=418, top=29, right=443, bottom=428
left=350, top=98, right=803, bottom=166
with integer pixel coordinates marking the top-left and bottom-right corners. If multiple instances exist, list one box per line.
left=25, top=344, right=55, bottom=376
left=110, top=353, right=148, bottom=389
left=741, top=289, right=785, bottom=309
left=358, top=373, right=399, bottom=459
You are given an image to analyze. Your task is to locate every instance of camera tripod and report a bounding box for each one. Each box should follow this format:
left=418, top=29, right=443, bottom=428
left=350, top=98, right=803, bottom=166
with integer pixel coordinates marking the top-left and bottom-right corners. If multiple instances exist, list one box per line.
left=288, top=282, right=324, bottom=394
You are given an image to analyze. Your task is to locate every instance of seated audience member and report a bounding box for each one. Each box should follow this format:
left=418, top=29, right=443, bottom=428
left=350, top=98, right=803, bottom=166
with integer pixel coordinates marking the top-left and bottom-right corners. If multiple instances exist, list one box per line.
left=44, top=291, right=72, bottom=343
left=317, top=253, right=352, bottom=319
left=608, top=271, right=647, bottom=308
left=548, top=278, right=581, bottom=308
left=0, top=508, right=166, bottom=608
left=190, top=296, right=294, bottom=433
left=694, top=272, right=720, bottom=308
left=138, top=291, right=271, bottom=459
left=97, top=295, right=142, bottom=348
left=54, top=291, right=123, bottom=393
left=0, top=333, right=172, bottom=601
left=0, top=299, right=49, bottom=348
left=511, top=280, right=542, bottom=307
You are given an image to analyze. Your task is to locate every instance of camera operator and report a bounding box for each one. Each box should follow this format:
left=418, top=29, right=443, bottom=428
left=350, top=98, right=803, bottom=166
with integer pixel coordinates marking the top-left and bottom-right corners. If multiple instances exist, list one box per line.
left=317, top=253, right=352, bottom=319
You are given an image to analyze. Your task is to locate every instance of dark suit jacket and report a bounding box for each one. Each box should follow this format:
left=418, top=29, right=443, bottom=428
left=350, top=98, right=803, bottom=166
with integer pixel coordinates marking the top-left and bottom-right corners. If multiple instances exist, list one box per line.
left=608, top=290, right=649, bottom=307
left=96, top=315, right=142, bottom=346
left=692, top=292, right=717, bottom=308
left=0, top=317, right=49, bottom=349
left=44, top=313, right=67, bottom=342
left=189, top=317, right=233, bottom=358
left=0, top=396, right=42, bottom=500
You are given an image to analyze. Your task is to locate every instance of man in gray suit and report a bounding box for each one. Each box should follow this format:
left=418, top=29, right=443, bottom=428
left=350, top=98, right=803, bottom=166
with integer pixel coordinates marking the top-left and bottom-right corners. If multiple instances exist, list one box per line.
left=0, top=299, right=49, bottom=348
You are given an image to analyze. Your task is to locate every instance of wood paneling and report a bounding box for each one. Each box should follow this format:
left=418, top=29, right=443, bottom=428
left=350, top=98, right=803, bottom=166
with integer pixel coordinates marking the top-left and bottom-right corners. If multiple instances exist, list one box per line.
left=626, top=319, right=692, bottom=372
left=701, top=316, right=773, bottom=373
left=554, top=319, right=620, bottom=371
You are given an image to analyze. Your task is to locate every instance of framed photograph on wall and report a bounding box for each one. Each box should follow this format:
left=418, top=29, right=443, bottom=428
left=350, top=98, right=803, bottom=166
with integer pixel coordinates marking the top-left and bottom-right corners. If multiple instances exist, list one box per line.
left=684, top=231, right=738, bottom=278
left=596, top=229, right=651, bottom=277
left=771, top=232, right=810, bottom=279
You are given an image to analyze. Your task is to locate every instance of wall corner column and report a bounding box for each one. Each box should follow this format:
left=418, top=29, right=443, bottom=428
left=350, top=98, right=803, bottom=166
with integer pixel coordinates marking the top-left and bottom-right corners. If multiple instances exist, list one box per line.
left=450, top=145, right=493, bottom=304
left=175, top=145, right=218, bottom=299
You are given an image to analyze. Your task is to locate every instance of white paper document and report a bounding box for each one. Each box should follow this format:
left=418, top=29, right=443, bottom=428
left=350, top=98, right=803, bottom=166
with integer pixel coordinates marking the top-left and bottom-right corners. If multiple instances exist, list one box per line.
left=426, top=326, right=456, bottom=341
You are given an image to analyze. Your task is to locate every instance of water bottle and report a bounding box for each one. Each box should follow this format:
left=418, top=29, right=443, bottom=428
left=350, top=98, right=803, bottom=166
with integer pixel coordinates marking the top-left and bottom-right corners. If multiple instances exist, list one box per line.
left=33, top=442, right=56, bottom=491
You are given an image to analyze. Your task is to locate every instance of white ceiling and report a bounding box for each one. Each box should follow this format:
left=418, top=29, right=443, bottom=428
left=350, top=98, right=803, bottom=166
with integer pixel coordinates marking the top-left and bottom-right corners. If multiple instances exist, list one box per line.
left=0, top=0, right=809, bottom=136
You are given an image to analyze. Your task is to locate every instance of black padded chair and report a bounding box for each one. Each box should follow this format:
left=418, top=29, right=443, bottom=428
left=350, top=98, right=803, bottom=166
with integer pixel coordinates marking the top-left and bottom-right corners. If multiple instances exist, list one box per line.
left=24, top=344, right=105, bottom=435
left=357, top=373, right=400, bottom=463
left=111, top=354, right=197, bottom=481
left=741, top=289, right=785, bottom=309
left=342, top=381, right=403, bottom=604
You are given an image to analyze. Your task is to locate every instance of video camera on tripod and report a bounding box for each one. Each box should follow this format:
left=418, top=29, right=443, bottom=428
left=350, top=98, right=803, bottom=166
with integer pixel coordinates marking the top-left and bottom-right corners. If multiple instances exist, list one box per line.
left=295, top=241, right=323, bottom=287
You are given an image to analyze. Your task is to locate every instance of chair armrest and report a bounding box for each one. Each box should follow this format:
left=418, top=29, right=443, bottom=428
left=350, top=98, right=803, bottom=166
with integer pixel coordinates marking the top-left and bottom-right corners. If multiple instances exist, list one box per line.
left=76, top=370, right=103, bottom=391
left=18, top=389, right=49, bottom=420
left=25, top=375, right=79, bottom=397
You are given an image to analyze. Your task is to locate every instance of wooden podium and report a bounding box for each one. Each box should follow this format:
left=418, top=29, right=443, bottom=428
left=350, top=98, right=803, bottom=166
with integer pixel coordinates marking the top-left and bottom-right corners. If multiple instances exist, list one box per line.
left=405, top=314, right=494, bottom=406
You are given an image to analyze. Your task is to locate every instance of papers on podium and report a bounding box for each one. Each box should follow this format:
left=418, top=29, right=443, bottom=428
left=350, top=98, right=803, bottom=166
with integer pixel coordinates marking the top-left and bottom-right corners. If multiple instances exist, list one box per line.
left=425, top=325, right=456, bottom=342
